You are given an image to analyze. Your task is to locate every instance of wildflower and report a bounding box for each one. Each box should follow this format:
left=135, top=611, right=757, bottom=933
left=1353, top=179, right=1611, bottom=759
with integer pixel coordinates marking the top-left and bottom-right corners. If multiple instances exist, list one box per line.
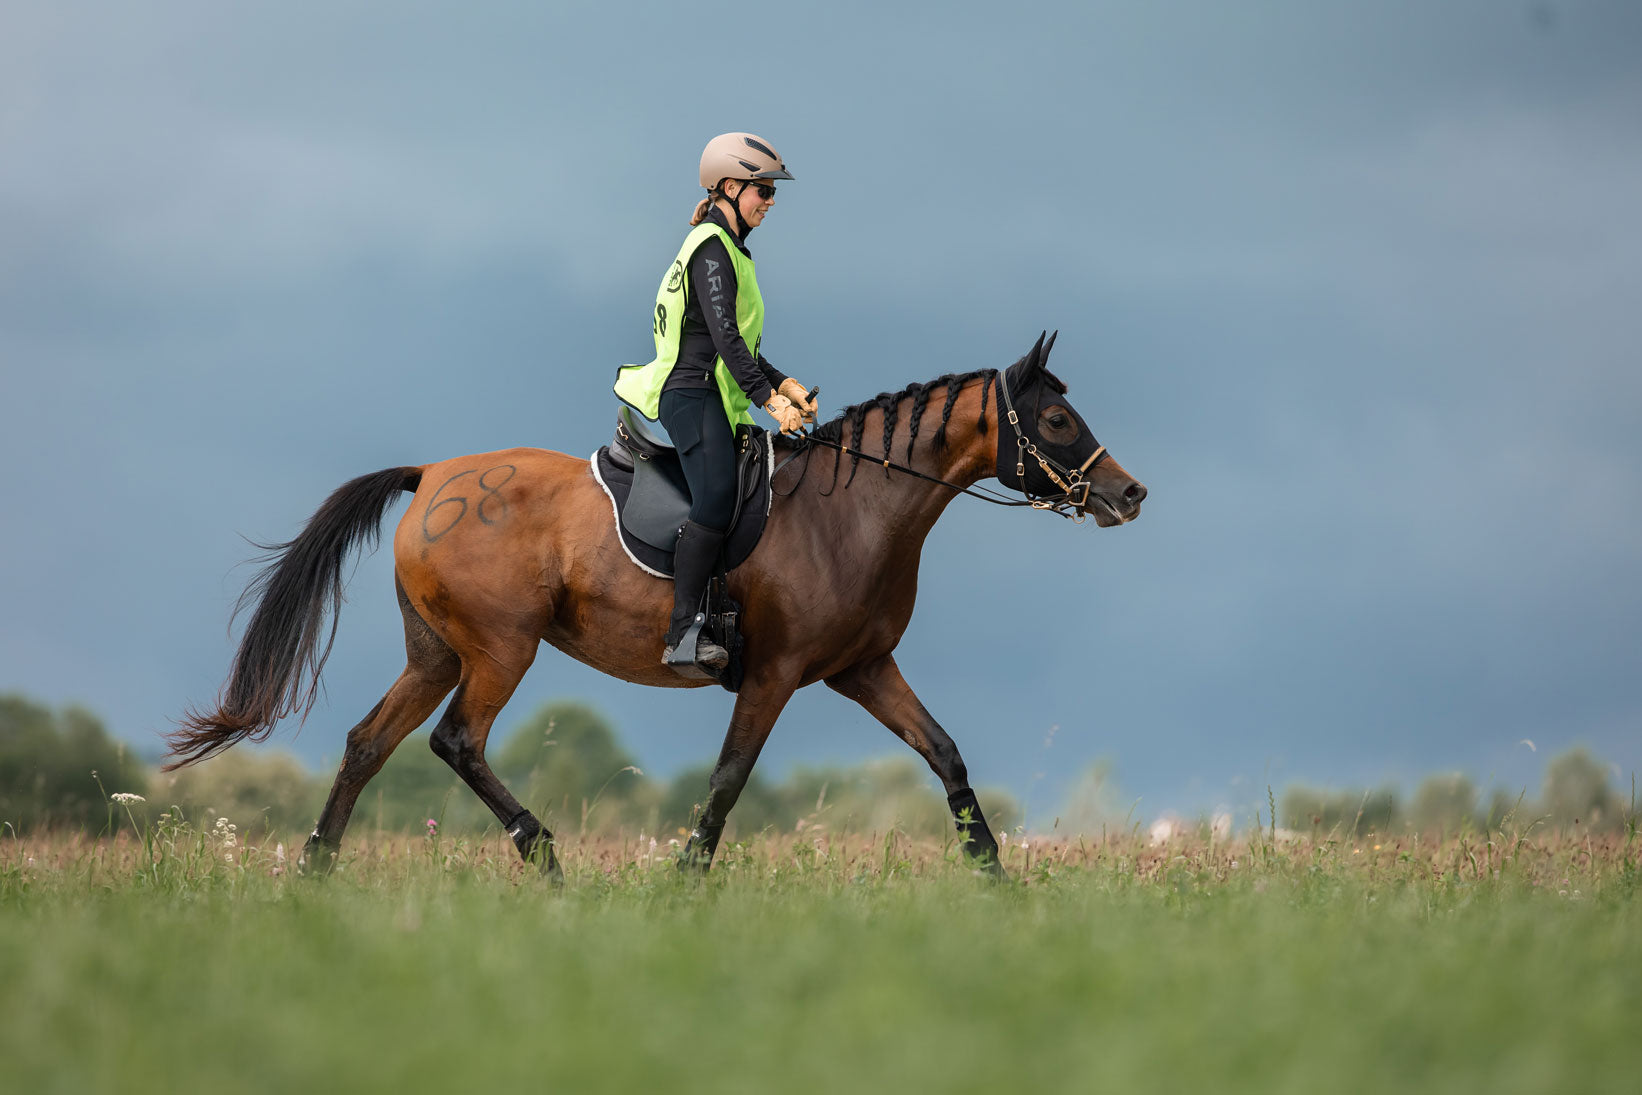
left=275, top=843, right=286, bottom=863
left=110, top=792, right=145, bottom=805
left=426, top=818, right=438, bottom=835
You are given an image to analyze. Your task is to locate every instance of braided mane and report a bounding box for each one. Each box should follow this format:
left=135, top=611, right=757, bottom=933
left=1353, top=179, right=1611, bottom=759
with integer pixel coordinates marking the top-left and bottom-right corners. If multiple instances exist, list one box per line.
left=795, top=368, right=997, bottom=491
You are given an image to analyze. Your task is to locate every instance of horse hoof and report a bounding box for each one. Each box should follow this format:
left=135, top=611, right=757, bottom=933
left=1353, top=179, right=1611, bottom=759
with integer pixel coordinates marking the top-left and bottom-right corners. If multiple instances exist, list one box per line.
left=296, top=841, right=339, bottom=878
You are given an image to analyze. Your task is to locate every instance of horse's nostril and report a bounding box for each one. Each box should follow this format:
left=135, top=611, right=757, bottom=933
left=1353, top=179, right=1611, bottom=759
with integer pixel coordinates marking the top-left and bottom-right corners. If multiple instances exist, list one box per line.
left=1125, top=482, right=1147, bottom=504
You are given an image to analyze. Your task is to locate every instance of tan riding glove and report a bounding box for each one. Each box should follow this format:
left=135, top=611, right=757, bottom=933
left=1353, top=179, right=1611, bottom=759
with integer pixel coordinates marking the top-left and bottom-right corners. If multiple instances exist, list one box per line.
left=764, top=393, right=806, bottom=435
left=777, top=377, right=820, bottom=424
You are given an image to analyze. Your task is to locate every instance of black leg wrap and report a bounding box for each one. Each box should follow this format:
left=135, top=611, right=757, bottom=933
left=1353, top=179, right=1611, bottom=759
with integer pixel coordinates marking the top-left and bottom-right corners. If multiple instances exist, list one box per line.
left=504, top=810, right=561, bottom=879
left=948, top=788, right=1006, bottom=878
left=298, top=832, right=341, bottom=877
left=678, top=820, right=725, bottom=872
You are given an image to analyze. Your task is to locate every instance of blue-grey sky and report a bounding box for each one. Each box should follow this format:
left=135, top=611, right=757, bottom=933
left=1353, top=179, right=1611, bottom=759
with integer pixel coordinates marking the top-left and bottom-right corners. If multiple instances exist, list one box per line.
left=3, top=1, right=1639, bottom=823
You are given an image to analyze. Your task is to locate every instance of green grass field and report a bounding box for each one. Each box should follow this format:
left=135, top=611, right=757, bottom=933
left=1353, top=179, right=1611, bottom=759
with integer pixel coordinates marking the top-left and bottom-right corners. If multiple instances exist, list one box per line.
left=2, top=821, right=1637, bottom=1094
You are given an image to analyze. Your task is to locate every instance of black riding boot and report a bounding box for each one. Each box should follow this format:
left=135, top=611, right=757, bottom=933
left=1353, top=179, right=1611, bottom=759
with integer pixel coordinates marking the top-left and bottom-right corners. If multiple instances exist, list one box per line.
left=663, top=520, right=729, bottom=672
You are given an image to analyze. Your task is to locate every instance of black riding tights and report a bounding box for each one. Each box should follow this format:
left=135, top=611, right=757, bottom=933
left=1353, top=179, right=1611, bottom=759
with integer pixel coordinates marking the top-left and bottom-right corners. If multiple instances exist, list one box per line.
left=658, top=388, right=738, bottom=532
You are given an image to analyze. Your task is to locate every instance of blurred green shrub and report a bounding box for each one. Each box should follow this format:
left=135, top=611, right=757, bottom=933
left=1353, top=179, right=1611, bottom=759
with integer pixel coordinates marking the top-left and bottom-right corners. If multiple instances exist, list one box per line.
left=1542, top=747, right=1619, bottom=832
left=494, top=701, right=650, bottom=831
left=152, top=748, right=323, bottom=837
left=1408, top=773, right=1480, bottom=835
left=0, top=693, right=148, bottom=832
left=1279, top=785, right=1400, bottom=836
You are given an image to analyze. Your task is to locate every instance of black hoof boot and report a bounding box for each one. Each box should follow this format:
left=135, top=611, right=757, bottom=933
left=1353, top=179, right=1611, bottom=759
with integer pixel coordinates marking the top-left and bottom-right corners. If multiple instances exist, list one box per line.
left=508, top=813, right=563, bottom=884
left=948, top=788, right=1010, bottom=882
left=297, top=832, right=340, bottom=877
left=676, top=822, right=724, bottom=873
left=971, top=854, right=1010, bottom=883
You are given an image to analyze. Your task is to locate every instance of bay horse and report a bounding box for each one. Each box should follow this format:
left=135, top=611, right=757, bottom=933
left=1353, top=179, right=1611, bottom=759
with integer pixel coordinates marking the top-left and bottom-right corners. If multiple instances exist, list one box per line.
left=167, top=332, right=1146, bottom=878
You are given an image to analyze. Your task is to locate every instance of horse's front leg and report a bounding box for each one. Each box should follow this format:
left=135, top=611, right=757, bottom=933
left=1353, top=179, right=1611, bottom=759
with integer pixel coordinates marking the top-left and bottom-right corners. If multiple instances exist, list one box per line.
left=679, top=670, right=799, bottom=871
left=826, top=653, right=1007, bottom=878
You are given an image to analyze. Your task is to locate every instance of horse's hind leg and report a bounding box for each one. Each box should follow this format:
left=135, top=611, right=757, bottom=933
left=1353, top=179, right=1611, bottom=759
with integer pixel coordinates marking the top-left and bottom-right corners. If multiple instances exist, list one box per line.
left=426, top=637, right=562, bottom=877
left=298, top=583, right=460, bottom=873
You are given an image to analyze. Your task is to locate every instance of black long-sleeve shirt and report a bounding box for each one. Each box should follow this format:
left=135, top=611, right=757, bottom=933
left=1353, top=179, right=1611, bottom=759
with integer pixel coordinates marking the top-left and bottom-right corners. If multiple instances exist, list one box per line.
left=662, top=206, right=787, bottom=407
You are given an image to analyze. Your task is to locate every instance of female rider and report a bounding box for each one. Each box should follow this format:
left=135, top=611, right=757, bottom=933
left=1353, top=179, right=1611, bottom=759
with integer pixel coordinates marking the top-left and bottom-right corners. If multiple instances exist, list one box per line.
left=614, top=132, right=819, bottom=674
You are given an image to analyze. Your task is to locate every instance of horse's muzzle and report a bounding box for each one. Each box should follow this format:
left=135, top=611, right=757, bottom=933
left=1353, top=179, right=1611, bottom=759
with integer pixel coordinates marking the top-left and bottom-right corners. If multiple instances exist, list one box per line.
left=1085, top=479, right=1147, bottom=527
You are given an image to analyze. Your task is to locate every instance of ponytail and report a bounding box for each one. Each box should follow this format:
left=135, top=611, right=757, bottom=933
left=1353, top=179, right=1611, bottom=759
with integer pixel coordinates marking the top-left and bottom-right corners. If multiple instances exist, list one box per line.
left=690, top=181, right=732, bottom=225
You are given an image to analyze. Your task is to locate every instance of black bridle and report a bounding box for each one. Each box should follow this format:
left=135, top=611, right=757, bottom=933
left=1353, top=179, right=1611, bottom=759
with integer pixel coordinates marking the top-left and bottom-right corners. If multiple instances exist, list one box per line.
left=776, top=373, right=1112, bottom=522
left=993, top=370, right=1110, bottom=517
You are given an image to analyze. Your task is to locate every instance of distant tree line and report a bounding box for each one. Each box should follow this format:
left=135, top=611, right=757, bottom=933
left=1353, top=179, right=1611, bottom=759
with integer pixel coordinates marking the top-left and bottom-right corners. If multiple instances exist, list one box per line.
left=0, top=692, right=1015, bottom=840
left=1278, top=747, right=1631, bottom=837
left=4, top=690, right=1633, bottom=840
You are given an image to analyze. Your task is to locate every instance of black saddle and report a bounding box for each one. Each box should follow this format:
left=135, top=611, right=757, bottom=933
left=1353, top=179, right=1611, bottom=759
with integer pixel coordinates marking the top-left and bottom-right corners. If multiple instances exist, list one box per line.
left=598, top=405, right=772, bottom=565
left=592, top=408, right=775, bottom=691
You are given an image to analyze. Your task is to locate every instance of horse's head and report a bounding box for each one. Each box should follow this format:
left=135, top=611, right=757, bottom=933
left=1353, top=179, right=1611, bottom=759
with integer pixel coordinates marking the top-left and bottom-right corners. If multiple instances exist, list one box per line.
left=997, top=332, right=1146, bottom=528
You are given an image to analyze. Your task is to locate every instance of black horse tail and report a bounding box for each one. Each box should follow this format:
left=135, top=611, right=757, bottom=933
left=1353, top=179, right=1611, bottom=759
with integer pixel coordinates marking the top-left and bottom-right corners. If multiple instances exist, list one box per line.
left=165, top=466, right=424, bottom=770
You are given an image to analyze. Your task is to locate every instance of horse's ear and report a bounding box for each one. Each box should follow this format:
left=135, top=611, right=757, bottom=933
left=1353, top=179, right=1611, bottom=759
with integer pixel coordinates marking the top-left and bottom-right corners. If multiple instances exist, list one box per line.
left=1039, top=329, right=1068, bottom=394
left=1006, top=331, right=1047, bottom=396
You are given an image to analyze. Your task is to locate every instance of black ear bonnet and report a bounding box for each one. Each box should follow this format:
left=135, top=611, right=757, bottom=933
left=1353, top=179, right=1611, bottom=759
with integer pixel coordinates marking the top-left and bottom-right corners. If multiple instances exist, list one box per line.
left=993, top=332, right=1102, bottom=495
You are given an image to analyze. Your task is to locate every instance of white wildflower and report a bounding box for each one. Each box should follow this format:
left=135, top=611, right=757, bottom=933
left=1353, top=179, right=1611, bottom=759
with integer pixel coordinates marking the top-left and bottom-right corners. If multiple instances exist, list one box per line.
left=275, top=843, right=286, bottom=863
left=110, top=793, right=145, bottom=805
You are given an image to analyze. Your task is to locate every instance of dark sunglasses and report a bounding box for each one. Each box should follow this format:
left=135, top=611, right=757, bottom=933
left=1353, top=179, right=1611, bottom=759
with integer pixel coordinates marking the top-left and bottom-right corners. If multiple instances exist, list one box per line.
left=740, top=180, right=777, bottom=200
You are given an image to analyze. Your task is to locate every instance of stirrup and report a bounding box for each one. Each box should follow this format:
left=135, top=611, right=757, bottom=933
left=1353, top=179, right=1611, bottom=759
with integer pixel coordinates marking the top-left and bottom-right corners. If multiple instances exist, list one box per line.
left=664, top=612, right=728, bottom=678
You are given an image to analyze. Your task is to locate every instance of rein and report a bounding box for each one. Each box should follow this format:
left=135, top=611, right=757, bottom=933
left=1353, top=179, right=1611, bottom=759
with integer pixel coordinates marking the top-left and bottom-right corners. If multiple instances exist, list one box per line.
left=774, top=374, right=1110, bottom=523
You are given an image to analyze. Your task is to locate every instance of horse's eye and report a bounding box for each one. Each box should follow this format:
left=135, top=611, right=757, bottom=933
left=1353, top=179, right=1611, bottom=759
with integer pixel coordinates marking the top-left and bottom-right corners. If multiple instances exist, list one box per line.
left=1048, top=414, right=1069, bottom=430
